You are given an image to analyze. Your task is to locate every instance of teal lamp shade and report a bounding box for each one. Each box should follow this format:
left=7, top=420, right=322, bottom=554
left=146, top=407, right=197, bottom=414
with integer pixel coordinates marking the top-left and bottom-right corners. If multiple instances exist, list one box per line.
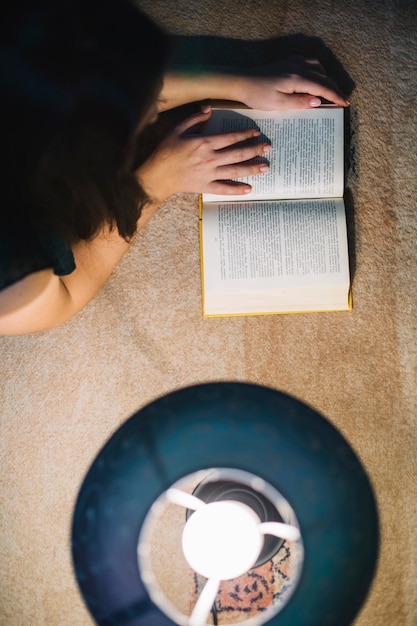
left=72, top=382, right=379, bottom=625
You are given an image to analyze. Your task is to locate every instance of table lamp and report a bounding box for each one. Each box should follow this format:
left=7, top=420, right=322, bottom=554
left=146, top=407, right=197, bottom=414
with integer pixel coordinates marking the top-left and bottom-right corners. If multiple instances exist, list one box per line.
left=72, top=382, right=379, bottom=625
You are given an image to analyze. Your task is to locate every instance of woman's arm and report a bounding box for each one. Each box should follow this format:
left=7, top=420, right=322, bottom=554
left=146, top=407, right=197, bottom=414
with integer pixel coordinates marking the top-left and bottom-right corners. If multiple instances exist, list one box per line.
left=159, top=57, right=349, bottom=112
left=0, top=201, right=160, bottom=336
left=0, top=232, right=130, bottom=336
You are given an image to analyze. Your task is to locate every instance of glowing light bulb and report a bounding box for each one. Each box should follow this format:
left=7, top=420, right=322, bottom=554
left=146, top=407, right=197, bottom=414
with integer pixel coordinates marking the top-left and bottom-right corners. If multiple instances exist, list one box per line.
left=182, top=500, right=263, bottom=580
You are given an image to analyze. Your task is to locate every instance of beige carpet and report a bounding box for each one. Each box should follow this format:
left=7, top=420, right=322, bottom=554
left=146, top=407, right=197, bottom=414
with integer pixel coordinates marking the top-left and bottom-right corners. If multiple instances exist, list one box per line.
left=1, top=0, right=416, bottom=624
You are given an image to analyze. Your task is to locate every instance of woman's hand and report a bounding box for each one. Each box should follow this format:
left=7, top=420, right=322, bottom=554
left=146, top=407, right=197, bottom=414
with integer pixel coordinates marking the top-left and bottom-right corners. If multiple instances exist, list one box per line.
left=136, top=106, right=271, bottom=203
left=160, top=56, right=349, bottom=113
left=232, top=57, right=349, bottom=110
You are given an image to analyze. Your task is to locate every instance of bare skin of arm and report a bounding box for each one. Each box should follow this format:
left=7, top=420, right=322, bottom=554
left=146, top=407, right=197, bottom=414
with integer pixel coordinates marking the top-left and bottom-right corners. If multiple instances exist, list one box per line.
left=159, top=58, right=349, bottom=112
left=0, top=202, right=158, bottom=336
left=0, top=58, right=348, bottom=336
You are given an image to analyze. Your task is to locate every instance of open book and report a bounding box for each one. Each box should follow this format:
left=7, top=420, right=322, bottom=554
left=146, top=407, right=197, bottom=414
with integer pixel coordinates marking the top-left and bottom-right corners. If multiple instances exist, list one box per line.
left=199, top=107, right=351, bottom=316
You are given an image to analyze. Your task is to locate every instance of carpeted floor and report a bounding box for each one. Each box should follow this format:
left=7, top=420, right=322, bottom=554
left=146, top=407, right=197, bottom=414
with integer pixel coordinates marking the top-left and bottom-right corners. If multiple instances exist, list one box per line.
left=0, top=0, right=416, bottom=624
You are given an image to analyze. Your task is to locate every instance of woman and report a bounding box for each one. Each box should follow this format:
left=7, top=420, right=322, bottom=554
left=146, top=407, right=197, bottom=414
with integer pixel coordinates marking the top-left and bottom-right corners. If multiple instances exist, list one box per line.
left=0, top=0, right=348, bottom=336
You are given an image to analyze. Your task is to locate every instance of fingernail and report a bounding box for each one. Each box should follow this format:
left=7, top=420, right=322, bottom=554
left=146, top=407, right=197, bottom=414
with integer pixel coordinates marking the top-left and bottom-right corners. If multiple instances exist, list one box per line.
left=243, top=186, right=252, bottom=194
left=309, top=97, right=321, bottom=107
left=252, top=130, right=261, bottom=137
left=260, top=164, right=269, bottom=172
left=263, top=143, right=272, bottom=153
left=201, top=104, right=211, bottom=113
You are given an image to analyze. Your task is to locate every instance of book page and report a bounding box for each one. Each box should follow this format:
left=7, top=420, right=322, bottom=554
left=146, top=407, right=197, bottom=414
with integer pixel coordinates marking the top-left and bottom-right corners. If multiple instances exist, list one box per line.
left=202, top=108, right=344, bottom=203
left=201, top=198, right=349, bottom=313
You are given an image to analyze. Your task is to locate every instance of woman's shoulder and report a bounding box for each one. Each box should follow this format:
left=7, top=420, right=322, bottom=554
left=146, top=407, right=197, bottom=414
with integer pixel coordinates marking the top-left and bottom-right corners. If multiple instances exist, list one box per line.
left=0, top=268, right=59, bottom=335
left=0, top=224, right=76, bottom=335
left=0, top=224, right=75, bottom=292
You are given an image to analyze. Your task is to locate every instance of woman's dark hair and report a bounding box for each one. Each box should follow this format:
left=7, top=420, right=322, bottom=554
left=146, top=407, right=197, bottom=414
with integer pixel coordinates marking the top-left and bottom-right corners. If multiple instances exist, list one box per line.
left=1, top=0, right=171, bottom=243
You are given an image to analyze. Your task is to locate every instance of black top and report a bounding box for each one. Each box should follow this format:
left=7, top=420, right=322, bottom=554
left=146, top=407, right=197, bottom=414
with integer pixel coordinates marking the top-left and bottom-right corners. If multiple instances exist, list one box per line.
left=0, top=225, right=76, bottom=291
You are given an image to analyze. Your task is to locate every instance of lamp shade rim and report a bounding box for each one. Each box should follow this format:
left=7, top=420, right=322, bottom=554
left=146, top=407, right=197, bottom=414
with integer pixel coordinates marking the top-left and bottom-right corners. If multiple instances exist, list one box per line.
left=72, top=382, right=379, bottom=626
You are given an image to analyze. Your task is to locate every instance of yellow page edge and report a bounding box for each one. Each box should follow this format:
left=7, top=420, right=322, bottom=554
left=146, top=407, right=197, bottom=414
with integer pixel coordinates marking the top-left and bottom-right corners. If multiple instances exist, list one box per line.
left=202, top=289, right=352, bottom=318
left=199, top=194, right=206, bottom=318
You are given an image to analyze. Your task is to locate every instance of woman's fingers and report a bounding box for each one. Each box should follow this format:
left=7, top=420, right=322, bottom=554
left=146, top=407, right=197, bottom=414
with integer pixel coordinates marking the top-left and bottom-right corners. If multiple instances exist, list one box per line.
left=206, top=180, right=253, bottom=195
left=214, top=138, right=271, bottom=166
left=204, top=130, right=272, bottom=186
left=208, top=128, right=262, bottom=151
left=217, top=159, right=269, bottom=180
left=175, top=108, right=272, bottom=169
left=174, top=108, right=213, bottom=135
left=175, top=109, right=265, bottom=152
